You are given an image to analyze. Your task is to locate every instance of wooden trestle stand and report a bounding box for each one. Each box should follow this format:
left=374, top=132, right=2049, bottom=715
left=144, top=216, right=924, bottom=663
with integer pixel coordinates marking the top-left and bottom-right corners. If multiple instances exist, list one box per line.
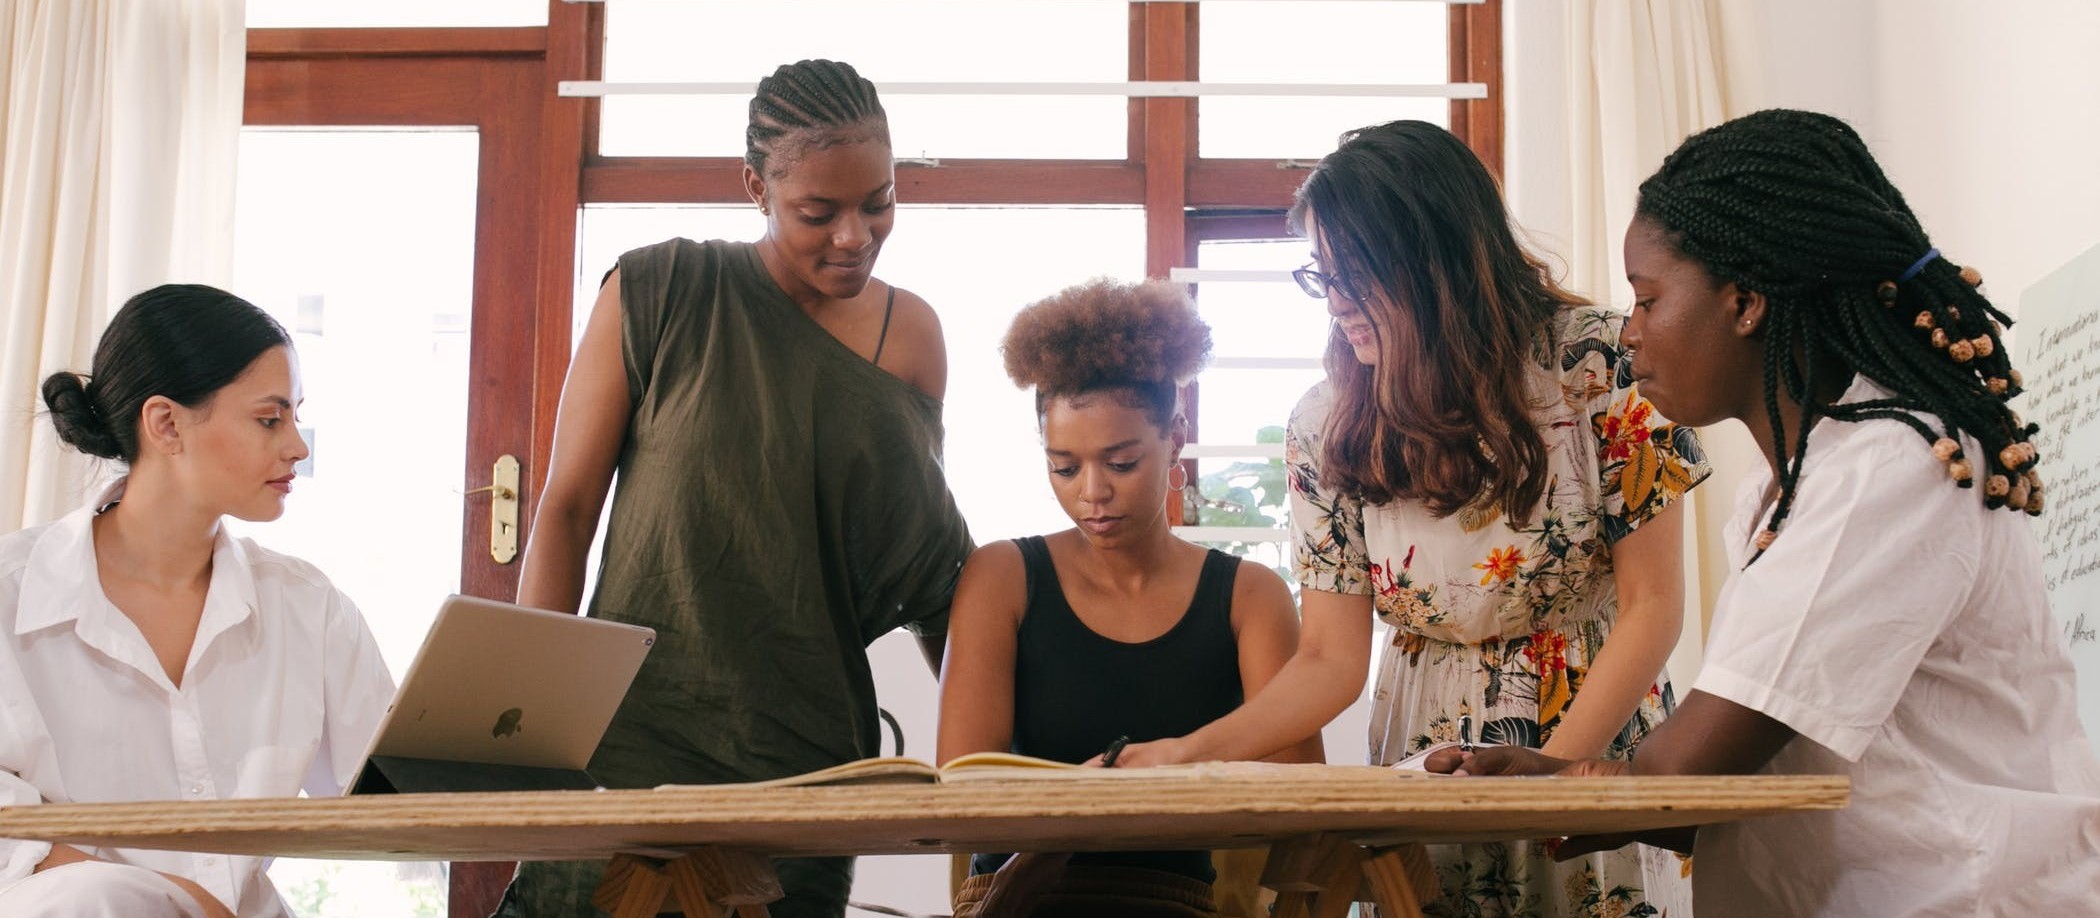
left=592, top=835, right=1441, bottom=918
left=594, top=848, right=784, bottom=918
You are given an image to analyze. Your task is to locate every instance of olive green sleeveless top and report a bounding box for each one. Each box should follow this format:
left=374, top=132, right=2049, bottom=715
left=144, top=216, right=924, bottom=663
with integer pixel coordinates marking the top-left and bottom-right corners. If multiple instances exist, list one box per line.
left=591, top=237, right=970, bottom=786
left=496, top=238, right=972, bottom=916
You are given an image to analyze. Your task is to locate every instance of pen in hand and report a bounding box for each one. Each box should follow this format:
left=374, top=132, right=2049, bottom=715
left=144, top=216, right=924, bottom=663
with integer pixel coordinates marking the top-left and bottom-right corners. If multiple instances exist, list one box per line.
left=1100, top=734, right=1131, bottom=768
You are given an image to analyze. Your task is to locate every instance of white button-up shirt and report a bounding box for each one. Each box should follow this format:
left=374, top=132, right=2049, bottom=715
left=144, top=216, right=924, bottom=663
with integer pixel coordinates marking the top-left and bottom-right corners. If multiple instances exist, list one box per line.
left=0, top=487, right=394, bottom=917
left=1693, top=378, right=2100, bottom=916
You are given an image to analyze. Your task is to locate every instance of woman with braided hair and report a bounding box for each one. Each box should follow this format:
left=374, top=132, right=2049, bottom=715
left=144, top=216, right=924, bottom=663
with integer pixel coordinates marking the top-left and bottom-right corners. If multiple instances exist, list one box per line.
left=496, top=59, right=972, bottom=917
left=1432, top=109, right=2100, bottom=916
left=937, top=279, right=1322, bottom=917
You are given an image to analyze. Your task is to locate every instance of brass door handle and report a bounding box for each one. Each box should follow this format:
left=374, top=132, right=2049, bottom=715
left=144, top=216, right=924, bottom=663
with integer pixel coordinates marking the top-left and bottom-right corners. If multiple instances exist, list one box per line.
left=467, top=455, right=522, bottom=564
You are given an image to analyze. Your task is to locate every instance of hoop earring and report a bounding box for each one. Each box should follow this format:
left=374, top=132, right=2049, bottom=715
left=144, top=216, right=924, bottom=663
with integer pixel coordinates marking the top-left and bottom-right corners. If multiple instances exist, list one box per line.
left=1167, top=462, right=1188, bottom=492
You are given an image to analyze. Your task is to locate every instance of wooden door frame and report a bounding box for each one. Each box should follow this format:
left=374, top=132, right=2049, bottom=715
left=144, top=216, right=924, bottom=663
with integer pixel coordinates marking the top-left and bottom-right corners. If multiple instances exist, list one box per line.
left=245, top=23, right=595, bottom=914
left=246, top=19, right=594, bottom=609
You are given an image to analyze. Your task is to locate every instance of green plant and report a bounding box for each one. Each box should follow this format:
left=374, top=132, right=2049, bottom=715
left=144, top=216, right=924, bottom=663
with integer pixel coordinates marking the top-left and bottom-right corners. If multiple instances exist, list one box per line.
left=283, top=866, right=335, bottom=917
left=1192, top=425, right=1292, bottom=584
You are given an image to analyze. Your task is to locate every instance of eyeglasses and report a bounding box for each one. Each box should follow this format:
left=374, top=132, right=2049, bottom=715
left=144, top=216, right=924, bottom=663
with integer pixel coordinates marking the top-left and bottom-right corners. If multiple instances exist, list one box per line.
left=1292, top=262, right=1370, bottom=302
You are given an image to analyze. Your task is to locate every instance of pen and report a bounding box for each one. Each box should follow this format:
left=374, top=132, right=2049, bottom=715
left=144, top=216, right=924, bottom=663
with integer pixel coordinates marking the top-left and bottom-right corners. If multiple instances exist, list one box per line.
left=1460, top=714, right=1475, bottom=753
left=1101, top=734, right=1131, bottom=768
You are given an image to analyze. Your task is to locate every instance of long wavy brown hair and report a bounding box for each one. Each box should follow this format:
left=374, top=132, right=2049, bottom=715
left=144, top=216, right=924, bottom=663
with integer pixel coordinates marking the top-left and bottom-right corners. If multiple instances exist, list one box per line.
left=1288, top=120, right=1584, bottom=521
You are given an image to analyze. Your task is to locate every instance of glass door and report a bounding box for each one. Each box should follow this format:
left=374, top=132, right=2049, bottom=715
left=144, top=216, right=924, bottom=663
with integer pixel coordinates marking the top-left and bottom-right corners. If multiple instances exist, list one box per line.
left=241, top=40, right=559, bottom=916
left=229, top=126, right=479, bottom=918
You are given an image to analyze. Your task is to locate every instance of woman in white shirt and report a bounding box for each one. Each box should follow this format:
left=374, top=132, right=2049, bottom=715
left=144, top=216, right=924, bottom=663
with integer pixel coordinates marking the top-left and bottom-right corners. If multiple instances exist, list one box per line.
left=0, top=284, right=395, bottom=918
left=1432, top=109, right=2100, bottom=915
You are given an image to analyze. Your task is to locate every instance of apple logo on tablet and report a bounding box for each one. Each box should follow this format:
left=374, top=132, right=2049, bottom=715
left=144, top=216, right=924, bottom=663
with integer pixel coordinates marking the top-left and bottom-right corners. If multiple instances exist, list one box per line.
left=492, top=707, right=524, bottom=739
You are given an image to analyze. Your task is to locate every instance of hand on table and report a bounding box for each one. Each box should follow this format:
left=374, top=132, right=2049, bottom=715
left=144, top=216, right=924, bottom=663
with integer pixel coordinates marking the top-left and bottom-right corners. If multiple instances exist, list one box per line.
left=1081, top=736, right=1194, bottom=769
left=1424, top=747, right=1641, bottom=860
left=1423, top=745, right=1573, bottom=777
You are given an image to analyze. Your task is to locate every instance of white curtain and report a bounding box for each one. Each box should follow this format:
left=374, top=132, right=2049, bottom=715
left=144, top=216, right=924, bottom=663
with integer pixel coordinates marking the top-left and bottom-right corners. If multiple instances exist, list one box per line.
left=1560, top=0, right=1765, bottom=697
left=1566, top=0, right=1754, bottom=302
left=0, top=0, right=244, bottom=530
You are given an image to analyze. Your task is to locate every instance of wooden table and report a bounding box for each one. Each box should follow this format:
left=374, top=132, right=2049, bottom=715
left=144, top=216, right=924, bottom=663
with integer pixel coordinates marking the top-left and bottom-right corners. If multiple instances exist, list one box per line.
left=0, top=770, right=1846, bottom=917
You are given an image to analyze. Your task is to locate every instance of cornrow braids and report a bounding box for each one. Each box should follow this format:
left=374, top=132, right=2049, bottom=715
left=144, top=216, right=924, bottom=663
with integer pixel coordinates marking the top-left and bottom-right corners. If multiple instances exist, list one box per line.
left=1637, top=109, right=2040, bottom=564
left=745, top=59, right=890, bottom=179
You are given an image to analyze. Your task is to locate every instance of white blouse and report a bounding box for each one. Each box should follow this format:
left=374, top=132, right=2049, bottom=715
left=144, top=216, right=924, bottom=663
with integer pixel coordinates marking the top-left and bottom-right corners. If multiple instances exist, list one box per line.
left=0, top=487, right=395, bottom=917
left=1693, top=378, right=2100, bottom=916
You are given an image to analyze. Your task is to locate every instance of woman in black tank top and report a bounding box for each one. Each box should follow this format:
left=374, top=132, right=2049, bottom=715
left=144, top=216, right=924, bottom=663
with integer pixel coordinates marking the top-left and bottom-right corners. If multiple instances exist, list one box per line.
left=938, top=279, right=1325, bottom=918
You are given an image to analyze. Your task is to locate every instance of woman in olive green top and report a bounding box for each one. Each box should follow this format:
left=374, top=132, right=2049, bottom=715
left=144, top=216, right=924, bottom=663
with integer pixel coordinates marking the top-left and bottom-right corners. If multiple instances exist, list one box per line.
left=494, top=60, right=973, bottom=918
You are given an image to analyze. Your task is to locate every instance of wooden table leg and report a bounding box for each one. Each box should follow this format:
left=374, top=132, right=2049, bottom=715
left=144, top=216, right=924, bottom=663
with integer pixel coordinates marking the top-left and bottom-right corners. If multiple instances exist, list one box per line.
left=593, top=854, right=673, bottom=918
left=1361, top=844, right=1437, bottom=918
left=668, top=848, right=782, bottom=918
left=592, top=849, right=782, bottom=918
left=1260, top=835, right=1364, bottom=918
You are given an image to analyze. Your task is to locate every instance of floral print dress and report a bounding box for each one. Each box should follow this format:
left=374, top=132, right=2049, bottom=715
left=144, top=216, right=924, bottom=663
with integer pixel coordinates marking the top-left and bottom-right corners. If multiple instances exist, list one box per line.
left=1287, top=306, right=1711, bottom=917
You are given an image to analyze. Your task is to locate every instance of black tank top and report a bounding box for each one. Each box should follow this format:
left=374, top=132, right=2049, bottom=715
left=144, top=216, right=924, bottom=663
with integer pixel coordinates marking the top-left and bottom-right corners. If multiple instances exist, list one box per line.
left=971, top=535, right=1245, bottom=882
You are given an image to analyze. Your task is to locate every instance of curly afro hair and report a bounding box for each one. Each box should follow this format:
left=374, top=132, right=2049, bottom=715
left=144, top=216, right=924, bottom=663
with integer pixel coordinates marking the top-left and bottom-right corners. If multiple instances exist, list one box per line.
left=1002, top=278, right=1212, bottom=430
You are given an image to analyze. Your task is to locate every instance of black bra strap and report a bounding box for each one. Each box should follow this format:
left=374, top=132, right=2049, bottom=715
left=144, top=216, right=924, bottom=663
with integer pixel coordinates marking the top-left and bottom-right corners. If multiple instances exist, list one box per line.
left=871, top=283, right=897, bottom=366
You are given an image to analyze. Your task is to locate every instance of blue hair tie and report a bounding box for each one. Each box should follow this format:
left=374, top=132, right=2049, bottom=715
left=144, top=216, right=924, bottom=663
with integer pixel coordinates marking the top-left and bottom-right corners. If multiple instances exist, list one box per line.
left=1897, top=247, right=1939, bottom=283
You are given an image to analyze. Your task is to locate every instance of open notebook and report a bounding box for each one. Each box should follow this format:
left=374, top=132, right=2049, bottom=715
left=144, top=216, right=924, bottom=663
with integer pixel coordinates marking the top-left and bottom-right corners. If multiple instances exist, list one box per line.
left=657, top=752, right=1436, bottom=791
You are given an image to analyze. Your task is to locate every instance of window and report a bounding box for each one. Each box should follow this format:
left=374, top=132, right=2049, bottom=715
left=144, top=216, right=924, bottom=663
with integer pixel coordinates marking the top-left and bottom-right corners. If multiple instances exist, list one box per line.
left=598, top=1, right=1129, bottom=158
left=246, top=0, right=545, bottom=28
left=1198, top=0, right=1452, bottom=158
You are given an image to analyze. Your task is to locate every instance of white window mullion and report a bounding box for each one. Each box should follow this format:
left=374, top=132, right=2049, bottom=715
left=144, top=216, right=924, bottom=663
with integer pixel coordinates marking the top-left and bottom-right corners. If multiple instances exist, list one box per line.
left=560, top=80, right=1485, bottom=100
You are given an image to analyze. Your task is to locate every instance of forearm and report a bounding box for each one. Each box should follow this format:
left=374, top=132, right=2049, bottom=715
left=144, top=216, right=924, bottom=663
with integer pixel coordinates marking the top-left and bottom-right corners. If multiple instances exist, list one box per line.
left=1539, top=600, right=1681, bottom=760
left=31, top=843, right=91, bottom=874
left=1184, top=652, right=1360, bottom=762
left=161, top=871, right=236, bottom=918
left=1265, top=733, right=1327, bottom=764
left=1577, top=690, right=1796, bottom=856
left=515, top=498, right=601, bottom=613
left=936, top=702, right=1010, bottom=765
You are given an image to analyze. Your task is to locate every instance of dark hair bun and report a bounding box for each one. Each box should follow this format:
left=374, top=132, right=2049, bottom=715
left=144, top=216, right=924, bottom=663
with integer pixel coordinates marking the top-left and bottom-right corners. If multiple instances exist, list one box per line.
left=40, top=372, right=123, bottom=459
left=41, top=284, right=290, bottom=464
left=1003, top=278, right=1211, bottom=394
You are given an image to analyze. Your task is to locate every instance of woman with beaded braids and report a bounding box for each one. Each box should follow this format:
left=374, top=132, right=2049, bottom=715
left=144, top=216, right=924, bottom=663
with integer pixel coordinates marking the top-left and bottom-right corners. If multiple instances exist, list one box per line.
left=1432, top=109, right=2100, bottom=916
left=496, top=60, right=972, bottom=917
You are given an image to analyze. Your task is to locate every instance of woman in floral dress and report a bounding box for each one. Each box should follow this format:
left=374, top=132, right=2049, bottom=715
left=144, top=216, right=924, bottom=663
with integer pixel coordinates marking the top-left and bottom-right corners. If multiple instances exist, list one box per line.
left=1110, top=121, right=1709, bottom=916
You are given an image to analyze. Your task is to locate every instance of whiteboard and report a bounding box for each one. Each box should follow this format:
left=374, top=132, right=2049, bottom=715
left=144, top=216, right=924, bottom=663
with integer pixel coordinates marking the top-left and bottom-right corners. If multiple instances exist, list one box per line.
left=2016, top=242, right=2100, bottom=751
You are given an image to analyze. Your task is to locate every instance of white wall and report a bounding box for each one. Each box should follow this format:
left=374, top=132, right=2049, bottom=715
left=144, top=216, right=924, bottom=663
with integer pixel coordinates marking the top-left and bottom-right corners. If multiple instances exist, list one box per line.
left=1505, top=0, right=1575, bottom=270
left=1504, top=0, right=2100, bottom=686
left=1864, top=1, right=2100, bottom=328
left=1509, top=0, right=2100, bottom=331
